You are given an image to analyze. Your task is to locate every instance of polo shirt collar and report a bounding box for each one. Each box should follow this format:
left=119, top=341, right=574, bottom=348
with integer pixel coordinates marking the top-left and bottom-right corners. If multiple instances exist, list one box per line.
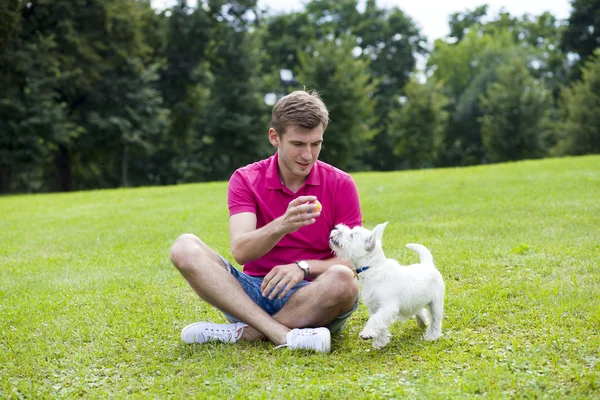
left=265, top=151, right=321, bottom=190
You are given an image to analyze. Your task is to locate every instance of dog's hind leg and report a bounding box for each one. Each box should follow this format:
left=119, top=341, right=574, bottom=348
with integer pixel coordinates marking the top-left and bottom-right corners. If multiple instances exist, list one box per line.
left=424, top=299, right=443, bottom=341
left=360, top=307, right=398, bottom=349
left=415, top=308, right=430, bottom=329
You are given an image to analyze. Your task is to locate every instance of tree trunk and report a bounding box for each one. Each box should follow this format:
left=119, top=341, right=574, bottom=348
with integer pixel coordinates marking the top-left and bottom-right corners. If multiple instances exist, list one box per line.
left=54, top=144, right=72, bottom=192
left=0, top=166, right=12, bottom=194
left=121, top=143, right=129, bottom=187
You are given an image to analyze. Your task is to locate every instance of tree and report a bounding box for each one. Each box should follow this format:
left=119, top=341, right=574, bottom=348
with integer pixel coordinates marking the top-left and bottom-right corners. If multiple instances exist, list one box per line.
left=75, top=59, right=167, bottom=188
left=0, top=3, right=81, bottom=194
left=388, top=78, right=449, bottom=169
left=356, top=0, right=427, bottom=171
left=553, top=50, right=600, bottom=155
left=259, top=0, right=426, bottom=171
left=297, top=35, right=378, bottom=171
left=448, top=7, right=569, bottom=97
left=479, top=58, right=550, bottom=162
left=429, top=29, right=520, bottom=166
left=188, top=0, right=270, bottom=182
left=152, top=0, right=212, bottom=185
left=562, top=0, right=600, bottom=75
left=15, top=0, right=156, bottom=191
left=448, top=5, right=489, bottom=43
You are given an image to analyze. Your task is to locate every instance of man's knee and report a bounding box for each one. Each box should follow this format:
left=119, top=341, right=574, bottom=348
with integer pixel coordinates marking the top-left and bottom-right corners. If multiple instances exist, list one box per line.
left=169, top=233, right=205, bottom=273
left=320, top=265, right=359, bottom=306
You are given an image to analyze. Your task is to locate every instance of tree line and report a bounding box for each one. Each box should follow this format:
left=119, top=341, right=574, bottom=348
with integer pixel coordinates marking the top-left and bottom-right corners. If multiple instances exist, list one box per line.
left=1, top=0, right=599, bottom=194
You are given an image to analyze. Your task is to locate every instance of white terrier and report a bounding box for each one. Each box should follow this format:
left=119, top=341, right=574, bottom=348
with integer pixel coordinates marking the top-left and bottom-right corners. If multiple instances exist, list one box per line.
left=329, top=222, right=445, bottom=349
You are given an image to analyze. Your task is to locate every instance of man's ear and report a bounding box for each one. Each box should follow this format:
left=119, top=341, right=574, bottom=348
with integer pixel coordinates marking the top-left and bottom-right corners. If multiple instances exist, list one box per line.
left=268, top=128, right=279, bottom=148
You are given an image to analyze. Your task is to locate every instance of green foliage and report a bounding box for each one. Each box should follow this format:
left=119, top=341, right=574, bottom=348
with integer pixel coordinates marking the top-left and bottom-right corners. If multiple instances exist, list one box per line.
left=259, top=0, right=426, bottom=171
left=190, top=0, right=271, bottom=182
left=1, top=0, right=599, bottom=193
left=562, top=0, right=600, bottom=75
left=388, top=78, right=449, bottom=169
left=352, top=0, right=427, bottom=171
left=553, top=50, right=600, bottom=155
left=152, top=1, right=212, bottom=185
left=76, top=59, right=168, bottom=188
left=480, top=58, right=551, bottom=162
left=0, top=25, right=81, bottom=193
left=1, top=0, right=164, bottom=192
left=297, top=35, right=378, bottom=171
left=1, top=156, right=599, bottom=397
left=0, top=0, right=19, bottom=49
left=432, top=7, right=570, bottom=167
left=448, top=4, right=489, bottom=42
left=430, top=30, right=520, bottom=166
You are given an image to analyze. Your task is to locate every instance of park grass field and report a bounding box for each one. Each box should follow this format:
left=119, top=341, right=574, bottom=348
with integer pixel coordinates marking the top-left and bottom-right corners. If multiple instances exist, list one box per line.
left=1, top=155, right=599, bottom=398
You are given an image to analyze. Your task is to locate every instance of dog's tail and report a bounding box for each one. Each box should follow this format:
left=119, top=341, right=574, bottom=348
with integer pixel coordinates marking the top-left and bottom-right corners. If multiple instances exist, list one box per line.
left=405, top=243, right=434, bottom=266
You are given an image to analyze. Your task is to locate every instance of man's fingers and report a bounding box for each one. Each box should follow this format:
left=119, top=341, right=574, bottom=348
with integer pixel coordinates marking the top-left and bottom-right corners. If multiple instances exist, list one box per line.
left=277, top=285, right=293, bottom=299
left=291, top=196, right=317, bottom=206
left=261, top=271, right=275, bottom=292
left=295, top=203, right=319, bottom=214
left=262, top=277, right=278, bottom=297
left=268, top=280, right=286, bottom=300
left=298, top=217, right=317, bottom=226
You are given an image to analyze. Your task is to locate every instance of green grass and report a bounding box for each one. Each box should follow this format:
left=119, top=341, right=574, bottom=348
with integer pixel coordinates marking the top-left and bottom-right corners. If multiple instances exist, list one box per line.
left=1, top=155, right=599, bottom=398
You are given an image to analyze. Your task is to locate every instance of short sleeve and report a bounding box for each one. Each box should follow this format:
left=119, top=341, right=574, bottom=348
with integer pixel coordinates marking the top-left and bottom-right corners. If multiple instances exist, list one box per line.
left=228, top=170, right=257, bottom=216
left=334, top=175, right=362, bottom=228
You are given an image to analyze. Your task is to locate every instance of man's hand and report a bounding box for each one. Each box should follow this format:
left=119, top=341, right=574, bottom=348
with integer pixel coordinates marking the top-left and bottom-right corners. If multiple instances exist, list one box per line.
left=276, top=196, right=321, bottom=235
left=261, top=263, right=306, bottom=300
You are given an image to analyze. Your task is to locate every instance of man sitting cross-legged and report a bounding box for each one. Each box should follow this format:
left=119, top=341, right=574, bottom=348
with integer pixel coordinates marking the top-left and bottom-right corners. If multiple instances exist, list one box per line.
left=169, top=90, right=362, bottom=353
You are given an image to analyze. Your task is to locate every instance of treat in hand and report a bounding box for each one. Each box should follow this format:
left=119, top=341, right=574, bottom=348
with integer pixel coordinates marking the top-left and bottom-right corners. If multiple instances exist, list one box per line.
left=307, top=200, right=322, bottom=214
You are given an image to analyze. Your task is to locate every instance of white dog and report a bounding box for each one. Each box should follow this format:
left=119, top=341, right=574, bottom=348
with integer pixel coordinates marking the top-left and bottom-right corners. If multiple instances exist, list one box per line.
left=329, top=222, right=445, bottom=349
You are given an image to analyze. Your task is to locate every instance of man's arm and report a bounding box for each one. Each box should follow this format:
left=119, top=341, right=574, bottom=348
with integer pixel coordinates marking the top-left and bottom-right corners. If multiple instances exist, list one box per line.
left=299, top=256, right=353, bottom=278
left=229, top=195, right=321, bottom=266
left=260, top=255, right=354, bottom=300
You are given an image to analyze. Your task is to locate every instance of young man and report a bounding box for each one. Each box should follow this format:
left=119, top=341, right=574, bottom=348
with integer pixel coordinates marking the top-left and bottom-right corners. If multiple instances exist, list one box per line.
left=169, top=90, right=362, bottom=353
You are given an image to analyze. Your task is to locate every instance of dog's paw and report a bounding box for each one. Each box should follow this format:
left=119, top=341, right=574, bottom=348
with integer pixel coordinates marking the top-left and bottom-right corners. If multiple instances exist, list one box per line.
left=423, top=331, right=442, bottom=341
left=359, top=329, right=375, bottom=340
left=372, top=335, right=390, bottom=349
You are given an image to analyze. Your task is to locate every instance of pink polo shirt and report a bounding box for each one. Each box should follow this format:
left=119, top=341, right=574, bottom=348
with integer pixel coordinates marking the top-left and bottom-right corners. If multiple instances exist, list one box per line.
left=228, top=152, right=362, bottom=277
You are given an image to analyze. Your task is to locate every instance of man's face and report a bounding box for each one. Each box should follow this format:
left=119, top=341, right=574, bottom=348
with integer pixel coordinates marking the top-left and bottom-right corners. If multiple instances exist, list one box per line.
left=269, top=124, right=324, bottom=179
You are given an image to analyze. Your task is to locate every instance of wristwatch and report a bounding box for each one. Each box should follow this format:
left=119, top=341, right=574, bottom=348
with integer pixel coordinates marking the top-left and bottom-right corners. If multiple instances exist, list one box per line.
left=295, top=260, right=310, bottom=279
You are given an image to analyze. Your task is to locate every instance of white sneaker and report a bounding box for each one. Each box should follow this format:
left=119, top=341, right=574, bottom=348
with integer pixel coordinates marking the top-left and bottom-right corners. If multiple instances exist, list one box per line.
left=180, top=322, right=247, bottom=344
left=277, top=327, right=331, bottom=353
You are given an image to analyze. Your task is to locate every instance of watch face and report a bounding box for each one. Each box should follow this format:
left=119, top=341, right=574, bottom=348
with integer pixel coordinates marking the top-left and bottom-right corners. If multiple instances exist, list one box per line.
left=297, top=261, right=309, bottom=272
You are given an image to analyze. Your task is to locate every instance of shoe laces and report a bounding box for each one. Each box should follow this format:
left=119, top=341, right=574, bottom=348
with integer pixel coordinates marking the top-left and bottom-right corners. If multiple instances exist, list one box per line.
left=276, top=328, right=327, bottom=351
left=201, top=323, right=245, bottom=343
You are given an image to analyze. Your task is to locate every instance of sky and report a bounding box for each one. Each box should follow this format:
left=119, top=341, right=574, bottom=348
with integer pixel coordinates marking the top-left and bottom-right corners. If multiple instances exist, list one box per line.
left=151, top=0, right=573, bottom=44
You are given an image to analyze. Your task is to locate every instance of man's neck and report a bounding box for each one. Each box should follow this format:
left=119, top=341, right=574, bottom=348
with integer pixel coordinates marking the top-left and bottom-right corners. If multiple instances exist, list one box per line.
left=278, top=167, right=306, bottom=193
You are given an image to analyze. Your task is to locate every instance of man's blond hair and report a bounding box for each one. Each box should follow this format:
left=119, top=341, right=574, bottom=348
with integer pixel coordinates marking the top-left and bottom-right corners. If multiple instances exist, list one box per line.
left=270, top=90, right=329, bottom=135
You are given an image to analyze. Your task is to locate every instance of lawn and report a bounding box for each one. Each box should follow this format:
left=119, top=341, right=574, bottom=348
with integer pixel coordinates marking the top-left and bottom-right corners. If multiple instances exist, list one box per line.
left=1, top=155, right=599, bottom=398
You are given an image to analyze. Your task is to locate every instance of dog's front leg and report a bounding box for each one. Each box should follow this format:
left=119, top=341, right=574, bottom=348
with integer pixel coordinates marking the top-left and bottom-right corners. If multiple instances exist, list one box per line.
left=360, top=307, right=397, bottom=349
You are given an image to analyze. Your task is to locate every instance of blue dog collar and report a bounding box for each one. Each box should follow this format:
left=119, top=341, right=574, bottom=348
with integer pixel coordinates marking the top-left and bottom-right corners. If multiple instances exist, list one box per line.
left=356, top=266, right=371, bottom=274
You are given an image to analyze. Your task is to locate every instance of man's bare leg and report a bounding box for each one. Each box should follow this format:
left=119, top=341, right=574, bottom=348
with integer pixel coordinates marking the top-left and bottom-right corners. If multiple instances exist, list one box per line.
left=169, top=233, right=291, bottom=345
left=241, top=265, right=359, bottom=341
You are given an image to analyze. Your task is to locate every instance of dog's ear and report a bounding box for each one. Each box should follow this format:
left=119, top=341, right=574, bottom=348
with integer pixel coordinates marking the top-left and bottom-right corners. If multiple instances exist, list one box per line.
left=365, top=222, right=388, bottom=252
left=365, top=235, right=376, bottom=252
left=372, top=222, right=388, bottom=242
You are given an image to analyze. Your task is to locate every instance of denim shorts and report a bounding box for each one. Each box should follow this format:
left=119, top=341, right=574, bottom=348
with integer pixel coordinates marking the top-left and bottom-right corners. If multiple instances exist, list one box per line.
left=218, top=255, right=358, bottom=334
